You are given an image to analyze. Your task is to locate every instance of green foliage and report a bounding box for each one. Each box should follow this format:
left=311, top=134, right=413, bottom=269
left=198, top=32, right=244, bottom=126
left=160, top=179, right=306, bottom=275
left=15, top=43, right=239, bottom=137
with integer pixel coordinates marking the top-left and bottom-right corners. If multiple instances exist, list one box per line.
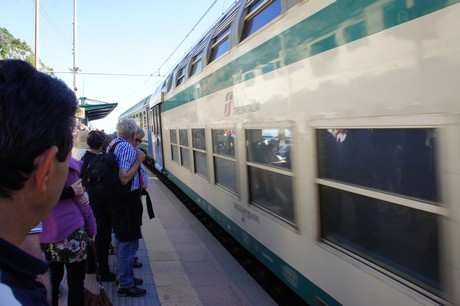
left=0, top=27, right=33, bottom=57
left=0, top=27, right=52, bottom=72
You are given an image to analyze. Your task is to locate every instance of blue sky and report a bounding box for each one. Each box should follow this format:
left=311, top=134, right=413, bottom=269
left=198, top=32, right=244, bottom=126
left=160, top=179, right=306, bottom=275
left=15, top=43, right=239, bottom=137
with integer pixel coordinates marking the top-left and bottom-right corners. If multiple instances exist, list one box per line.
left=1, top=0, right=235, bottom=132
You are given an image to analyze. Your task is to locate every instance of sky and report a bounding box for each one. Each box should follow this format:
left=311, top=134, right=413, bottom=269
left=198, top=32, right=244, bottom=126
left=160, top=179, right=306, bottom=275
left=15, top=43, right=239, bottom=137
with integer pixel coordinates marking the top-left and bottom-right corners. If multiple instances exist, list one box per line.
left=1, top=0, right=236, bottom=133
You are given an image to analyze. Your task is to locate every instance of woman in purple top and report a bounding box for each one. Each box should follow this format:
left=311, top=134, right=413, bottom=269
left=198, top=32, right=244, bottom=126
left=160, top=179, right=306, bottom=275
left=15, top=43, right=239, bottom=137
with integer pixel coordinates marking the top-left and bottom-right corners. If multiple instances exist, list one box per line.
left=40, top=157, right=96, bottom=306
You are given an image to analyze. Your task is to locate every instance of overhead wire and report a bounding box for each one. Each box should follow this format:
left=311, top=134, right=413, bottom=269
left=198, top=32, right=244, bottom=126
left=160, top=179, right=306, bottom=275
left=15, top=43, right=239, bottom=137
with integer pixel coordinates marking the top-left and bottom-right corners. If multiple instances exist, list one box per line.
left=127, top=0, right=225, bottom=104
left=36, top=1, right=232, bottom=107
left=154, top=0, right=219, bottom=75
left=32, top=0, right=70, bottom=47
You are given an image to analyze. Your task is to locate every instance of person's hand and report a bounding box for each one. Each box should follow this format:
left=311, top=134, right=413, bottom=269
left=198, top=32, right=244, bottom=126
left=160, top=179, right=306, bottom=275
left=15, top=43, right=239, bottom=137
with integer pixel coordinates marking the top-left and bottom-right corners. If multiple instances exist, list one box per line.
left=71, top=179, right=84, bottom=196
left=78, top=192, right=89, bottom=205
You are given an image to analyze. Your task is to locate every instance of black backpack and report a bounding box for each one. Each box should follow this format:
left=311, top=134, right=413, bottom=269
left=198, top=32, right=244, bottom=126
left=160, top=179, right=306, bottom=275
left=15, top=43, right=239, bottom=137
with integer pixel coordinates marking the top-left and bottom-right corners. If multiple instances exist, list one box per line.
left=82, top=141, right=132, bottom=202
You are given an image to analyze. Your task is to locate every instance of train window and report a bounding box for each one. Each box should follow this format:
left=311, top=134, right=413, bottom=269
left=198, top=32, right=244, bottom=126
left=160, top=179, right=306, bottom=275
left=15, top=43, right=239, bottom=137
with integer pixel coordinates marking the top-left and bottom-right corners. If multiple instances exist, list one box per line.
left=170, top=129, right=177, bottom=144
left=176, top=66, right=186, bottom=87
left=209, top=26, right=231, bottom=64
left=241, top=0, right=282, bottom=41
left=316, top=128, right=441, bottom=295
left=212, top=129, right=237, bottom=193
left=189, top=51, right=203, bottom=78
left=213, top=129, right=235, bottom=157
left=179, top=129, right=190, bottom=169
left=170, top=129, right=179, bottom=163
left=192, top=128, right=208, bottom=179
left=192, top=128, right=206, bottom=150
left=179, top=129, right=189, bottom=146
left=246, top=128, right=292, bottom=170
left=153, top=107, right=160, bottom=134
left=246, top=128, right=294, bottom=223
left=166, top=74, right=173, bottom=93
left=317, top=128, right=438, bottom=203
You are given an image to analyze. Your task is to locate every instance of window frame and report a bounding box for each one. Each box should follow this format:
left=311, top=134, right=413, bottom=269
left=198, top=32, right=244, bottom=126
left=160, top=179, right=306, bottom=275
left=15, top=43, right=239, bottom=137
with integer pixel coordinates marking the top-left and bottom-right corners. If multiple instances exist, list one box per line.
left=240, top=0, right=282, bottom=42
left=312, top=115, right=450, bottom=299
left=245, top=125, right=296, bottom=225
left=211, top=127, right=238, bottom=195
left=192, top=127, right=209, bottom=180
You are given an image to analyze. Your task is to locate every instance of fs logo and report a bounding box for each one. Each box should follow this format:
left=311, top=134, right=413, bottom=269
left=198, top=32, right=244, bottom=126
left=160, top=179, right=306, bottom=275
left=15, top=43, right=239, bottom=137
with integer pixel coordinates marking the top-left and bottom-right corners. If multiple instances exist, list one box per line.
left=224, top=92, right=233, bottom=117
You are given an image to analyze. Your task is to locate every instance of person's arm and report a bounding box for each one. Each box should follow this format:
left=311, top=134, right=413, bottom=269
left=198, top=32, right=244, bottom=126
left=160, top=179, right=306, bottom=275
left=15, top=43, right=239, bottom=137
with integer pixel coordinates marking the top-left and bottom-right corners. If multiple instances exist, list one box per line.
left=119, top=149, right=146, bottom=185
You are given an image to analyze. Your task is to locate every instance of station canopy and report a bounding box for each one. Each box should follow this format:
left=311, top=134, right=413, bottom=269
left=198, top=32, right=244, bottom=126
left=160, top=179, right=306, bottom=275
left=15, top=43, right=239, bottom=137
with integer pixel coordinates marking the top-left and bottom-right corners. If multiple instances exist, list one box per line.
left=78, top=97, right=118, bottom=121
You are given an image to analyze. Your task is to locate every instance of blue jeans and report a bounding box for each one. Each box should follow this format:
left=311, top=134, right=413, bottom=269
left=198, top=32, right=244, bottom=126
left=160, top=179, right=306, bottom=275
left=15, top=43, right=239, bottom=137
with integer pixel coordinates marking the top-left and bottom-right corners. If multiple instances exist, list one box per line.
left=116, top=238, right=139, bottom=288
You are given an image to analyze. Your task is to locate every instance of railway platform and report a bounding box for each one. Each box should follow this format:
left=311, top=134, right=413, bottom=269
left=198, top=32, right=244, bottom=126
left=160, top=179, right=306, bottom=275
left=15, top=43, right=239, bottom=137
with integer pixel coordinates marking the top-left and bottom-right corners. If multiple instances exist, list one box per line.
left=58, top=169, right=276, bottom=305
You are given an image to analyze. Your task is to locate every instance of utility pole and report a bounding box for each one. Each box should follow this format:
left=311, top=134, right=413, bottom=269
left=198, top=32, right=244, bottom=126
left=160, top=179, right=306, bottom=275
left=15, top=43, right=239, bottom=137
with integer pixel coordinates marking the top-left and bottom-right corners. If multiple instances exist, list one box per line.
left=34, top=0, right=39, bottom=69
left=71, top=0, right=80, bottom=93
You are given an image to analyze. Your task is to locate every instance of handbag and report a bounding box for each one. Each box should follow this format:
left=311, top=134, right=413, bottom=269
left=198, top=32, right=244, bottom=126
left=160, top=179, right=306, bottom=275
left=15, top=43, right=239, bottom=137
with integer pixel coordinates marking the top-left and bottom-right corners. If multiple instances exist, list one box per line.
left=139, top=167, right=155, bottom=219
left=84, top=243, right=113, bottom=306
left=141, top=188, right=155, bottom=219
left=84, top=286, right=112, bottom=306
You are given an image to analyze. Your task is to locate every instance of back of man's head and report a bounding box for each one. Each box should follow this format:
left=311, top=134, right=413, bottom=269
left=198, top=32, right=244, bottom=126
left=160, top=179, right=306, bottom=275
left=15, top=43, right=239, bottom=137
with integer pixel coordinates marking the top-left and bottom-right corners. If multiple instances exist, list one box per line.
left=86, top=130, right=106, bottom=149
left=0, top=59, right=78, bottom=198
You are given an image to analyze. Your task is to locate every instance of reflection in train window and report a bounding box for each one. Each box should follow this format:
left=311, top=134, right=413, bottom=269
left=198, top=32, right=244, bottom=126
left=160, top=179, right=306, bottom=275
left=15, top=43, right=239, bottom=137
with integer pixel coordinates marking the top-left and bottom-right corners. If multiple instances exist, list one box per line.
left=246, top=128, right=292, bottom=170
left=192, top=128, right=208, bottom=179
left=248, top=167, right=294, bottom=222
left=213, top=129, right=235, bottom=157
left=176, top=66, right=186, bottom=87
left=179, top=129, right=189, bottom=146
left=319, top=185, right=440, bottom=295
left=166, top=74, right=173, bottom=93
left=241, top=0, right=282, bottom=41
left=316, top=127, right=441, bottom=295
left=317, top=128, right=438, bottom=203
left=192, top=128, right=206, bottom=150
left=209, top=26, right=230, bottom=63
left=212, top=129, right=237, bottom=194
left=170, top=129, right=179, bottom=163
left=246, top=128, right=295, bottom=223
left=179, top=129, right=190, bottom=169
left=189, top=51, right=203, bottom=77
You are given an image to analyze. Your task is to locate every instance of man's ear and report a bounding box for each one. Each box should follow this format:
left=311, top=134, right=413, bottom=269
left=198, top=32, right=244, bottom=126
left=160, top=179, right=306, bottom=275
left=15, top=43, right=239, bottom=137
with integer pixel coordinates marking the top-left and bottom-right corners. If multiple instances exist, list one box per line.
left=34, top=146, right=59, bottom=192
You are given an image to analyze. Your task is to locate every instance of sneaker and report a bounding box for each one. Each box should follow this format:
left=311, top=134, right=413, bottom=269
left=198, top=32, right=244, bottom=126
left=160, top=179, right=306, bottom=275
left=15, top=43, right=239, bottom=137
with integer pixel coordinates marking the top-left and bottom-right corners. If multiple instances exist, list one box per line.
left=117, top=286, right=146, bottom=297
left=116, top=277, right=143, bottom=286
left=97, top=272, right=117, bottom=282
left=133, top=257, right=143, bottom=268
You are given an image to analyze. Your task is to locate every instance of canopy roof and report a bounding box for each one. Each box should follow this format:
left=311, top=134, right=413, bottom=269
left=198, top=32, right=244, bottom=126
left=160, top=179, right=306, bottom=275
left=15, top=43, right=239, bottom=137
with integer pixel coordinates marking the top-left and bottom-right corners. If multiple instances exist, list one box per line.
left=79, top=97, right=118, bottom=121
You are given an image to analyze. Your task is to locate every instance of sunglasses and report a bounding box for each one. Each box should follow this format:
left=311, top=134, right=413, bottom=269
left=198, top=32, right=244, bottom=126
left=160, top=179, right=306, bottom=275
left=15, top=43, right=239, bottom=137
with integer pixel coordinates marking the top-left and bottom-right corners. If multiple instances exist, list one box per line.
left=135, top=138, right=143, bottom=143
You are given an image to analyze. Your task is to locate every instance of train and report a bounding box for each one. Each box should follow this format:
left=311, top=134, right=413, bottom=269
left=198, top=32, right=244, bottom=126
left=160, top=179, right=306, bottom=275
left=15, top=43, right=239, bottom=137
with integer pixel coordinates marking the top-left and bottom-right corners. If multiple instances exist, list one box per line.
left=119, top=0, right=460, bottom=305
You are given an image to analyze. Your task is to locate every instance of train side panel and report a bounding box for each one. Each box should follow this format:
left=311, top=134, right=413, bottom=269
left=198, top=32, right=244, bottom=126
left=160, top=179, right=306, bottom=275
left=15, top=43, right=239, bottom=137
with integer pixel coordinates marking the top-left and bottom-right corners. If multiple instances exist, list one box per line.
left=130, top=0, right=460, bottom=304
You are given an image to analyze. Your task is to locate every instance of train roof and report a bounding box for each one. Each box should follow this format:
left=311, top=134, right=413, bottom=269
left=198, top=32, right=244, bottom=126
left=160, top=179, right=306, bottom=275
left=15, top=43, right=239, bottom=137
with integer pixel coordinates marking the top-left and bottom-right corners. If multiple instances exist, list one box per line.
left=119, top=95, right=150, bottom=119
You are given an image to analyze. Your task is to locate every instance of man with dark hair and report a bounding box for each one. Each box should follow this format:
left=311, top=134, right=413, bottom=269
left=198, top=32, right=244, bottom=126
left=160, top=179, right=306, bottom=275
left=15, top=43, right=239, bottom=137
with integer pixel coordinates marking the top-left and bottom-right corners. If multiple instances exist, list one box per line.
left=81, top=130, right=117, bottom=281
left=0, top=59, right=78, bottom=305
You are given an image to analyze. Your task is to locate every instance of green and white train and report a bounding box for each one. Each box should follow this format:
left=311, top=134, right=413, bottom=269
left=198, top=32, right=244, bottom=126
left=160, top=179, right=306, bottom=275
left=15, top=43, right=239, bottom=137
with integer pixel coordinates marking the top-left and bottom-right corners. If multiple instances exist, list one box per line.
left=120, top=0, right=460, bottom=304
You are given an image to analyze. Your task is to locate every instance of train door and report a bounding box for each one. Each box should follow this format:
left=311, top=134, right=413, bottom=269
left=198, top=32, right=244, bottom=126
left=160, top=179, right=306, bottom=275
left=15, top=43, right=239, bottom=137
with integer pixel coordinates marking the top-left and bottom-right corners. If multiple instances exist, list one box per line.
left=151, top=104, right=164, bottom=171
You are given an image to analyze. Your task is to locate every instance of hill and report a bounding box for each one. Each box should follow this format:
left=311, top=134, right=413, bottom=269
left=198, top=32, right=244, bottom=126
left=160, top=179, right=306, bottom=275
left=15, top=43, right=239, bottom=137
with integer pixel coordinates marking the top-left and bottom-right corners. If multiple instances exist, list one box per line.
left=0, top=27, right=52, bottom=72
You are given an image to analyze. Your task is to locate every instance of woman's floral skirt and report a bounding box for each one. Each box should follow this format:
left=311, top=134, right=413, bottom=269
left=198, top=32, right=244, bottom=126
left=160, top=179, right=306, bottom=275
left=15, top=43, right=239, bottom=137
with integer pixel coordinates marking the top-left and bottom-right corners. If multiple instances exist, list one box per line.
left=41, top=227, right=89, bottom=263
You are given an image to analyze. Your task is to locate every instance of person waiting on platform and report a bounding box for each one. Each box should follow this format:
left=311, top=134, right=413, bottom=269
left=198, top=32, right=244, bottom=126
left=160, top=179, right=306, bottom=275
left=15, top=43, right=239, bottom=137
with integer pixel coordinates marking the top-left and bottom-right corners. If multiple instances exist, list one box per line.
left=0, top=59, right=77, bottom=305
left=40, top=157, right=97, bottom=306
left=107, top=118, right=146, bottom=297
left=130, top=126, right=150, bottom=269
left=81, top=130, right=117, bottom=281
